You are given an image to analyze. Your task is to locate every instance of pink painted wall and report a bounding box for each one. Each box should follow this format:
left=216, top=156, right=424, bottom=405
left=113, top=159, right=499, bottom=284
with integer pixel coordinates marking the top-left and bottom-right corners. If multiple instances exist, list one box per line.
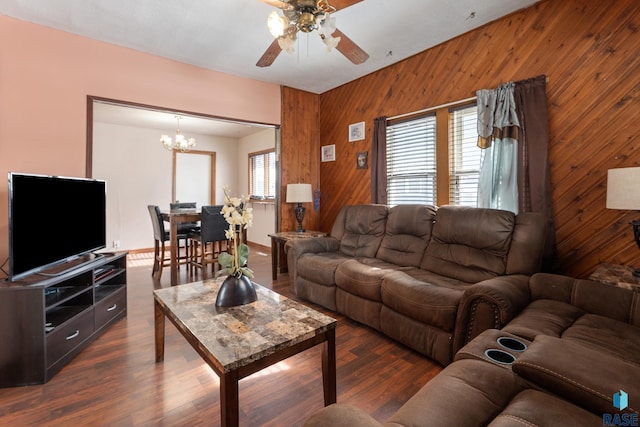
left=0, top=16, right=281, bottom=267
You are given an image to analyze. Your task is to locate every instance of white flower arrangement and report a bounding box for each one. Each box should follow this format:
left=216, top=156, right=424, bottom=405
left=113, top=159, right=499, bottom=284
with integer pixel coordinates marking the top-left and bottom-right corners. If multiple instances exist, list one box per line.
left=217, top=188, right=254, bottom=279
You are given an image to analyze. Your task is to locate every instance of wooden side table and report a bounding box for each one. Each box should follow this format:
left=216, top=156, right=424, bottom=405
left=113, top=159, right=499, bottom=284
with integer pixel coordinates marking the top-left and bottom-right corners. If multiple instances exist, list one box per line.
left=589, top=263, right=640, bottom=292
left=268, top=231, right=327, bottom=280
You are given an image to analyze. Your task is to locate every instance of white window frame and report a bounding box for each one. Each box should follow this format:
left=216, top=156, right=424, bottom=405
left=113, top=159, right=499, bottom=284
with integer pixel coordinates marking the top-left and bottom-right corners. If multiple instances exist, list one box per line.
left=248, top=149, right=276, bottom=200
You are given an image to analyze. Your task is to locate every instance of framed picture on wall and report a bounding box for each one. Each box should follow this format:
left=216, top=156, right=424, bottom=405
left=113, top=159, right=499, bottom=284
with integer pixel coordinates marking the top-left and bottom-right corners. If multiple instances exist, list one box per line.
left=349, top=121, right=365, bottom=142
left=321, top=144, right=336, bottom=162
left=356, top=151, right=368, bottom=169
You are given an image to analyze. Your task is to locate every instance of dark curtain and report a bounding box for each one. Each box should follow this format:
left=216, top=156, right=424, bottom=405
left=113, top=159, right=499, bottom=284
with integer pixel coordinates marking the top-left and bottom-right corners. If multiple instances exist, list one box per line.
left=371, top=116, right=388, bottom=204
left=514, top=75, right=558, bottom=271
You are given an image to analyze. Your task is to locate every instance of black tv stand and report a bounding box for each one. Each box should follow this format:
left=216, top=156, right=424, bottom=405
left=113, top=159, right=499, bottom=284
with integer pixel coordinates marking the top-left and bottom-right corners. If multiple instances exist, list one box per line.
left=0, top=252, right=127, bottom=387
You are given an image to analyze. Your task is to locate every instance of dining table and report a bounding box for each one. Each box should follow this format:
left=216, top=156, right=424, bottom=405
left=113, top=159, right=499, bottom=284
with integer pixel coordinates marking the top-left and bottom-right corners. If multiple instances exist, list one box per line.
left=161, top=209, right=201, bottom=286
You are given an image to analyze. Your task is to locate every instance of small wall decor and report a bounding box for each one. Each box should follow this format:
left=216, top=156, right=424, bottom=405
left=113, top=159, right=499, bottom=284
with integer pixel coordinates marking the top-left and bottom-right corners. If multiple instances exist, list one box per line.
left=356, top=151, right=368, bottom=169
left=313, top=188, right=321, bottom=211
left=349, top=121, right=365, bottom=142
left=321, top=144, right=336, bottom=162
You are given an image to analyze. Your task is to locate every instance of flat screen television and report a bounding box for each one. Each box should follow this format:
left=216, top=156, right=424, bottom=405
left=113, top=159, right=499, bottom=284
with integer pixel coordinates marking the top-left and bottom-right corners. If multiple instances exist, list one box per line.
left=8, top=173, right=107, bottom=281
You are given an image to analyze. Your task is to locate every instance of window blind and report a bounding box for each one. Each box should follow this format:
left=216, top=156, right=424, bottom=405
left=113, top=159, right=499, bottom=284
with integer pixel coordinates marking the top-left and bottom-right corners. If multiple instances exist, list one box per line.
left=448, top=105, right=482, bottom=206
left=250, top=151, right=276, bottom=199
left=386, top=115, right=437, bottom=205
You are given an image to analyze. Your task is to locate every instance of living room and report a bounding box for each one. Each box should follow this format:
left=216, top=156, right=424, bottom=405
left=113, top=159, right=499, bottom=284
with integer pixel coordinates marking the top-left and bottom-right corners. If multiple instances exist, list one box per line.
left=0, top=0, right=639, bottom=425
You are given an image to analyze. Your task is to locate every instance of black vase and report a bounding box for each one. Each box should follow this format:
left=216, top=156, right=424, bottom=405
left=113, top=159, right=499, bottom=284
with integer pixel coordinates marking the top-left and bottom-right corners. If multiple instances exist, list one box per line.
left=215, top=274, right=258, bottom=307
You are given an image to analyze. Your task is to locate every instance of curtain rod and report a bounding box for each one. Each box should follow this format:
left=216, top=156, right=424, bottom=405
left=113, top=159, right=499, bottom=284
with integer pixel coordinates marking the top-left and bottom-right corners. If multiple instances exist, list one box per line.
left=387, top=96, right=477, bottom=121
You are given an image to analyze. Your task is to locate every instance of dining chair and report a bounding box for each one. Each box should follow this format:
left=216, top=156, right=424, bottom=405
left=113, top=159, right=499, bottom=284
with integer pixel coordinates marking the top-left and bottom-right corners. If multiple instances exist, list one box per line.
left=189, top=205, right=229, bottom=279
left=147, top=205, right=190, bottom=278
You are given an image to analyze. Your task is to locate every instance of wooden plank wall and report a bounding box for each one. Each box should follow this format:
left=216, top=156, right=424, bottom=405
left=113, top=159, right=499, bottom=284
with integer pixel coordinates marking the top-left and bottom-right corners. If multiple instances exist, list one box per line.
left=280, top=87, right=321, bottom=232
left=280, top=0, right=640, bottom=278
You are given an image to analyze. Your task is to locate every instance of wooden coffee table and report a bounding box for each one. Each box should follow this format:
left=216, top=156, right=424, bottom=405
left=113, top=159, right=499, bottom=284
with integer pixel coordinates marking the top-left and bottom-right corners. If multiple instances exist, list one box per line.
left=153, top=279, right=337, bottom=427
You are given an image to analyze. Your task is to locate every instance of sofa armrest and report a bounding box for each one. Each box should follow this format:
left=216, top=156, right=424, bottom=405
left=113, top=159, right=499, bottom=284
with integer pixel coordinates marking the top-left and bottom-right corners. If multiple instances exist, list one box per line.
left=453, top=274, right=531, bottom=353
left=286, top=237, right=341, bottom=295
left=303, top=404, right=383, bottom=427
left=285, top=236, right=341, bottom=258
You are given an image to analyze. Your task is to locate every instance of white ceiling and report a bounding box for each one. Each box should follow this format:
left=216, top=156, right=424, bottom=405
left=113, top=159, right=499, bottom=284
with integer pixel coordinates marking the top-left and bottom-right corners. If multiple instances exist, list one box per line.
left=3, top=0, right=539, bottom=136
left=1, top=0, right=539, bottom=95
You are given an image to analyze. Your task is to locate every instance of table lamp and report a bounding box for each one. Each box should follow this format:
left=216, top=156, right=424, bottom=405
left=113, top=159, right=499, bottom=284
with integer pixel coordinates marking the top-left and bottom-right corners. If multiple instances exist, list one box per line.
left=286, top=183, right=313, bottom=232
left=606, top=167, right=640, bottom=277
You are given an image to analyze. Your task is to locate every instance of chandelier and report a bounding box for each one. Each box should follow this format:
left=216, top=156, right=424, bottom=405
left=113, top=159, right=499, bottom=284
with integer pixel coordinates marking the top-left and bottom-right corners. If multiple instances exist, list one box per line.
left=266, top=0, right=341, bottom=53
left=160, top=115, right=196, bottom=152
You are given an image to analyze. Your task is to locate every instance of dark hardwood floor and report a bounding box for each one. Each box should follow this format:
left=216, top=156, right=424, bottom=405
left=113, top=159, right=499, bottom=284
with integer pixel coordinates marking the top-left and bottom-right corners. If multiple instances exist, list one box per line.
left=0, top=247, right=442, bottom=426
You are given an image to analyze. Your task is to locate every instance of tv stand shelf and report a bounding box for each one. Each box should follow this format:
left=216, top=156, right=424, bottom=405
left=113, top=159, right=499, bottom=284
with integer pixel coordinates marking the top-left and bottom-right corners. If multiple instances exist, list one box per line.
left=0, top=252, right=128, bottom=387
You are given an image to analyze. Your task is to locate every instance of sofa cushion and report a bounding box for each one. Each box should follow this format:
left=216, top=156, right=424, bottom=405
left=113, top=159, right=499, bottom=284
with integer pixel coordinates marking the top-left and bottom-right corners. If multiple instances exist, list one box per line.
left=404, top=268, right=475, bottom=291
left=421, top=206, right=516, bottom=283
left=562, top=314, right=640, bottom=365
left=501, top=299, right=586, bottom=340
left=385, top=359, right=530, bottom=427
left=335, top=258, right=410, bottom=301
left=505, top=212, right=546, bottom=275
left=376, top=204, right=436, bottom=267
left=339, top=205, right=388, bottom=257
left=297, top=252, right=352, bottom=286
left=529, top=273, right=640, bottom=327
left=381, top=271, right=463, bottom=332
left=304, top=404, right=382, bottom=427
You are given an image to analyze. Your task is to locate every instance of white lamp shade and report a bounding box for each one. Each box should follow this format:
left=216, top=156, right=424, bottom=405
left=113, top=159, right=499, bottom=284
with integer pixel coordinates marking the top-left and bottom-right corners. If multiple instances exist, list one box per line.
left=286, top=183, right=313, bottom=203
left=607, top=167, right=640, bottom=210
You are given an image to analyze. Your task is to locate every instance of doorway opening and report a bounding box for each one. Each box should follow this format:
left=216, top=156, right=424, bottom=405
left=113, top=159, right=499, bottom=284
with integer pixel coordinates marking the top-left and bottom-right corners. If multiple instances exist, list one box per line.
left=86, top=96, right=280, bottom=251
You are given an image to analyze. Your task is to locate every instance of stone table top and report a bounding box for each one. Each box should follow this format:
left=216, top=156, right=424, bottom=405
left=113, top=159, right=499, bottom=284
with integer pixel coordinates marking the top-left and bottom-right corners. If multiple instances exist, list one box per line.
left=268, top=231, right=327, bottom=240
left=153, top=279, right=337, bottom=373
left=589, top=263, right=640, bottom=292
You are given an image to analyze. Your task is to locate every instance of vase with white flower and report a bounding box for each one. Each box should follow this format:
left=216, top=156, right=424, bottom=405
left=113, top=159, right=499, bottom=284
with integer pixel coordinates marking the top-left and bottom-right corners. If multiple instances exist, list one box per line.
left=215, top=188, right=257, bottom=307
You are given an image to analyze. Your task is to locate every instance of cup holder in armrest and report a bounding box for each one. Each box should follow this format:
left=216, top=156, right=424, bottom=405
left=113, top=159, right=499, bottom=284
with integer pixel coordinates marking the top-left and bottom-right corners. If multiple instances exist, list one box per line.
left=497, top=336, right=528, bottom=352
left=484, top=349, right=516, bottom=365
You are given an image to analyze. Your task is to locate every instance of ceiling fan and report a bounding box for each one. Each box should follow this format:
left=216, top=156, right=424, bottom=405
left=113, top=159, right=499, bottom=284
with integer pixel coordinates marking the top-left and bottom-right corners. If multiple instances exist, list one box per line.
left=256, top=0, right=369, bottom=67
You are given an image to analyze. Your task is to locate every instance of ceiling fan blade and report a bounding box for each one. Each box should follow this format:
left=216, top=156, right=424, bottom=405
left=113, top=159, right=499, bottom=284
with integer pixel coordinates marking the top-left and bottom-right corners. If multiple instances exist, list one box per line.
left=256, top=39, right=283, bottom=67
left=330, top=0, right=364, bottom=11
left=334, top=28, right=369, bottom=64
left=257, top=0, right=294, bottom=10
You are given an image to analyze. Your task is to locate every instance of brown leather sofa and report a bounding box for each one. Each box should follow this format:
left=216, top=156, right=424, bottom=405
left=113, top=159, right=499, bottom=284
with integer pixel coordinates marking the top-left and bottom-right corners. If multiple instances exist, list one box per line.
left=303, top=273, right=640, bottom=426
left=286, top=204, right=546, bottom=365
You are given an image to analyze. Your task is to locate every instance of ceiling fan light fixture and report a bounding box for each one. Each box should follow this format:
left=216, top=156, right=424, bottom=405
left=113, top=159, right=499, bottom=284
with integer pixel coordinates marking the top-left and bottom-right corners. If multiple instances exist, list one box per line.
left=298, top=12, right=316, bottom=33
left=321, top=34, right=341, bottom=51
left=317, top=13, right=336, bottom=36
left=268, top=11, right=287, bottom=38
left=277, top=34, right=296, bottom=53
left=257, top=0, right=368, bottom=67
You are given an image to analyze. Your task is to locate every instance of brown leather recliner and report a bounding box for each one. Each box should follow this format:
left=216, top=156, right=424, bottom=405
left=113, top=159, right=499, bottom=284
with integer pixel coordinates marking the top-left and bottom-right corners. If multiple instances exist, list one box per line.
left=303, top=274, right=640, bottom=426
left=286, top=204, right=546, bottom=365
left=304, top=345, right=637, bottom=427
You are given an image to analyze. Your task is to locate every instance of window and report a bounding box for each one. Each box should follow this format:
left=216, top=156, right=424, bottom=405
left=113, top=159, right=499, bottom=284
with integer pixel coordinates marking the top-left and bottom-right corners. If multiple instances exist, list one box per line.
left=386, top=115, right=437, bottom=205
left=449, top=105, right=483, bottom=206
left=386, top=102, right=480, bottom=206
left=249, top=149, right=276, bottom=199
